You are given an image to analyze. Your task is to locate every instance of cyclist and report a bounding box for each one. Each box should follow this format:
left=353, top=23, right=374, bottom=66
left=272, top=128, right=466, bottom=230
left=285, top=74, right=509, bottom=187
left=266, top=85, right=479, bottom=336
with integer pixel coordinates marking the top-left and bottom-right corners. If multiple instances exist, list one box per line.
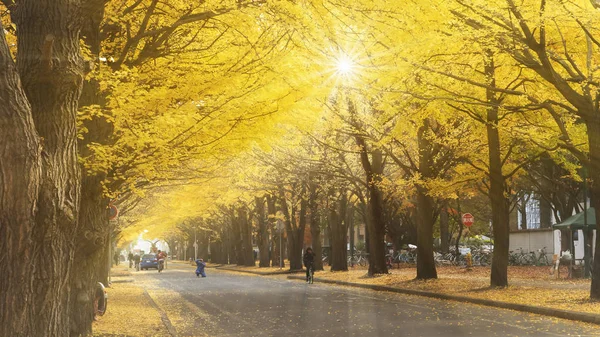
left=157, top=250, right=167, bottom=272
left=303, top=247, right=315, bottom=283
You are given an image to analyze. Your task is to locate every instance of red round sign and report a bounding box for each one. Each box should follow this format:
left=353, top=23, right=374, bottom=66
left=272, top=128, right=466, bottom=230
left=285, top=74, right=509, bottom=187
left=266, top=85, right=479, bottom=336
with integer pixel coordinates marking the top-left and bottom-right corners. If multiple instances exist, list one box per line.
left=108, top=204, right=119, bottom=220
left=462, top=213, right=474, bottom=227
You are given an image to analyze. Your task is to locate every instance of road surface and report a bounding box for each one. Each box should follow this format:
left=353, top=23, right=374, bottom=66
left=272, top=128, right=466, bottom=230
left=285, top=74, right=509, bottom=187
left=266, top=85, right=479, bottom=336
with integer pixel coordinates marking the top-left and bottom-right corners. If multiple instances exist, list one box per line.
left=132, top=264, right=599, bottom=337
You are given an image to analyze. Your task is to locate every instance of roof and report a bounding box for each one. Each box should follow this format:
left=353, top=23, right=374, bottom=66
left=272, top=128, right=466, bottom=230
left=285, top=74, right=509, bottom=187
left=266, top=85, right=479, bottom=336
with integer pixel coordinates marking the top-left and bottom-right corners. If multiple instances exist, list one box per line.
left=552, top=207, right=596, bottom=230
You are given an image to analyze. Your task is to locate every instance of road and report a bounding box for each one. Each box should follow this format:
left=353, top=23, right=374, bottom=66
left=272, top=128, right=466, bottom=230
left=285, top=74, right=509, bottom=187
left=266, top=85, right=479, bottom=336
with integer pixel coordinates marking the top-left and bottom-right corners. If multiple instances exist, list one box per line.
left=132, top=264, right=599, bottom=337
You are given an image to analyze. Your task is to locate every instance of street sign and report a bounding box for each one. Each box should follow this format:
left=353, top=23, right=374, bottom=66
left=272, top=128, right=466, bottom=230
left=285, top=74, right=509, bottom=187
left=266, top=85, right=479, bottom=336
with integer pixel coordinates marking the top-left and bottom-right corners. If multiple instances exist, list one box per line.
left=462, top=213, right=474, bottom=227
left=108, top=204, right=119, bottom=220
left=276, top=219, right=285, bottom=232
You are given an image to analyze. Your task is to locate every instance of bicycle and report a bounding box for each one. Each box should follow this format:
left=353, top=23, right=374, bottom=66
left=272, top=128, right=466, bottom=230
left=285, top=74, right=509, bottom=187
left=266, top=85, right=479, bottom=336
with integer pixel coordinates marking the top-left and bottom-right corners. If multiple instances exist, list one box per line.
left=307, top=263, right=314, bottom=284
left=158, top=259, right=165, bottom=273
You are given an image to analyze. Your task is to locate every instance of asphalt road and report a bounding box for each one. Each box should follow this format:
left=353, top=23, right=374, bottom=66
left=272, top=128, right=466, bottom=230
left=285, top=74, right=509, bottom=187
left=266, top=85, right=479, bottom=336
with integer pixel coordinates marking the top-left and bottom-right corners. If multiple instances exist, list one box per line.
left=134, top=264, right=599, bottom=337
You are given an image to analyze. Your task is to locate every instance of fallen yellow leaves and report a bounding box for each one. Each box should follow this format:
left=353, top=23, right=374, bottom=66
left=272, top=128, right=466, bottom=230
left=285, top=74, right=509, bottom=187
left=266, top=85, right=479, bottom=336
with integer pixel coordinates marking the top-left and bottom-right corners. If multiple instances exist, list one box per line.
left=92, top=282, right=170, bottom=337
left=309, top=266, right=599, bottom=315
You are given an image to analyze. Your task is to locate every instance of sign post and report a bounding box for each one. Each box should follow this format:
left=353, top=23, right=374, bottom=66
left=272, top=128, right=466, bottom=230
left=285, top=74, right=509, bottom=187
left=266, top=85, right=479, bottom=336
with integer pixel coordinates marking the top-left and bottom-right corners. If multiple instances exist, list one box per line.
left=276, top=219, right=284, bottom=269
left=462, top=213, right=474, bottom=227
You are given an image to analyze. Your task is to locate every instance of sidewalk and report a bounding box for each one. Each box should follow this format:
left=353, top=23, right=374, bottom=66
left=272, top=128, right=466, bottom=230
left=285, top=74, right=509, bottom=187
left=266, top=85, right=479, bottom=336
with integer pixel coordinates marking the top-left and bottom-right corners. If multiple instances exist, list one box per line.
left=285, top=266, right=599, bottom=325
left=93, top=267, right=172, bottom=337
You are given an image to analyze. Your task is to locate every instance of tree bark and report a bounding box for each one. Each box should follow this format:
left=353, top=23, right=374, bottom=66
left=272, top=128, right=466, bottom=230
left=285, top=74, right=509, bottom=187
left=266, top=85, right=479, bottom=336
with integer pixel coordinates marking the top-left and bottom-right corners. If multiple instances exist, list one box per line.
left=267, top=195, right=284, bottom=268
left=0, top=1, right=85, bottom=335
left=238, top=206, right=255, bottom=266
left=308, top=181, right=324, bottom=270
left=0, top=21, right=44, bottom=337
left=328, top=190, right=349, bottom=271
left=415, top=120, right=438, bottom=280
left=256, top=196, right=271, bottom=267
left=279, top=185, right=306, bottom=271
left=587, top=119, right=600, bottom=299
left=485, top=55, right=510, bottom=288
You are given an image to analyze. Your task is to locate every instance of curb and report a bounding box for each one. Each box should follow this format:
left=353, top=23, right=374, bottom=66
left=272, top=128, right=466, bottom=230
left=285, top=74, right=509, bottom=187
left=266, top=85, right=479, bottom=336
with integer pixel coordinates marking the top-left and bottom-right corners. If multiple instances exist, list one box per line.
left=287, top=276, right=600, bottom=325
left=216, top=266, right=304, bottom=276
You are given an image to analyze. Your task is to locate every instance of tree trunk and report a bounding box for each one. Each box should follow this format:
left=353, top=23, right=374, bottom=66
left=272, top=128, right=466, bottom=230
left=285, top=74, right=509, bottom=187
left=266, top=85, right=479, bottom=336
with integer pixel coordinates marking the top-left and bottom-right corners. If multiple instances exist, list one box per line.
left=485, top=55, right=509, bottom=288
left=267, top=195, right=284, bottom=268
left=1, top=2, right=85, bottom=335
left=256, top=196, right=270, bottom=267
left=239, top=207, right=255, bottom=266
left=329, top=191, right=349, bottom=271
left=69, top=177, right=109, bottom=337
left=519, top=195, right=528, bottom=230
left=279, top=185, right=306, bottom=271
left=0, top=22, right=45, bottom=337
left=365, top=151, right=388, bottom=275
left=308, top=181, right=324, bottom=270
left=351, top=105, right=387, bottom=275
left=416, top=120, right=438, bottom=280
left=440, top=201, right=450, bottom=254
left=587, top=119, right=600, bottom=299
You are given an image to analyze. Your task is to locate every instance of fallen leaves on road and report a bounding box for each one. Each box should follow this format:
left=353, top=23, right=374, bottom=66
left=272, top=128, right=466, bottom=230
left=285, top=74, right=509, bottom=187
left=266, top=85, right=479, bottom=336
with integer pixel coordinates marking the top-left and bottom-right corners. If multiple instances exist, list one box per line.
left=92, top=282, right=170, bottom=337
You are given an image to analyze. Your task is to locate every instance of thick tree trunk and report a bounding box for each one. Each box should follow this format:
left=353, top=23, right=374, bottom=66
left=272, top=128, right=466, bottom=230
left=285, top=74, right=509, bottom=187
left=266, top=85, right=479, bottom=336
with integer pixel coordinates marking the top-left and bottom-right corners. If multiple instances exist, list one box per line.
left=351, top=118, right=388, bottom=275
left=587, top=119, right=600, bottom=299
left=485, top=55, right=509, bottom=288
left=69, top=177, right=109, bottom=337
left=329, top=191, right=349, bottom=271
left=365, top=151, right=388, bottom=275
left=0, top=23, right=44, bottom=337
left=1, top=2, right=85, bottom=335
left=416, top=120, right=438, bottom=280
left=256, top=196, right=271, bottom=267
left=279, top=186, right=306, bottom=271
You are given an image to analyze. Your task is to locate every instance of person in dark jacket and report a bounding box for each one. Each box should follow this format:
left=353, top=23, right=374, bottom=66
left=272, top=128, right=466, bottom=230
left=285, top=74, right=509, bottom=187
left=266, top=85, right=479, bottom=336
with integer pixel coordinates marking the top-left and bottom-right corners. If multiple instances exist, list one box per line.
left=195, top=259, right=207, bottom=278
left=303, top=247, right=315, bottom=282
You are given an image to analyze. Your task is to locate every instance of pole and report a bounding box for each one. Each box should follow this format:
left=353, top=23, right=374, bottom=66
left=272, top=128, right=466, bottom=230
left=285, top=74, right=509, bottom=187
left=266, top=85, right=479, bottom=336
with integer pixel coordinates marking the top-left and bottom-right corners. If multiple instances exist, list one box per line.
left=279, top=227, right=282, bottom=269
left=194, top=227, right=198, bottom=261
left=583, top=169, right=592, bottom=278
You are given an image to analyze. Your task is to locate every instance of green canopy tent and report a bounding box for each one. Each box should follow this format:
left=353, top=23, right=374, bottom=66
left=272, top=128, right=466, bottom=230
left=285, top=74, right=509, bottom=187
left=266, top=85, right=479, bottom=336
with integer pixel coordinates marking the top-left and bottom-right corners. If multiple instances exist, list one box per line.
left=552, top=207, right=596, bottom=231
left=552, top=207, right=596, bottom=278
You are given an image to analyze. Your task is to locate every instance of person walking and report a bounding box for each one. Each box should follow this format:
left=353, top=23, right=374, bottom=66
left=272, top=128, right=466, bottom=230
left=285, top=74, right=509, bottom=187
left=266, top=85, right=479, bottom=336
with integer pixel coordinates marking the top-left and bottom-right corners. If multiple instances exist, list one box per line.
left=133, top=253, right=141, bottom=271
left=128, top=252, right=134, bottom=268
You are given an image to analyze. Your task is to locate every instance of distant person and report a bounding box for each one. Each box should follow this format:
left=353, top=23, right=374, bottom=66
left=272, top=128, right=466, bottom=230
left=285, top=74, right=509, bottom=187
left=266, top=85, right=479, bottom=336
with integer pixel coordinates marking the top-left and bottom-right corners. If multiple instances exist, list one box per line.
left=303, top=247, right=315, bottom=282
left=133, top=253, right=141, bottom=271
left=195, top=259, right=207, bottom=278
left=128, top=252, right=134, bottom=268
left=113, top=251, right=120, bottom=266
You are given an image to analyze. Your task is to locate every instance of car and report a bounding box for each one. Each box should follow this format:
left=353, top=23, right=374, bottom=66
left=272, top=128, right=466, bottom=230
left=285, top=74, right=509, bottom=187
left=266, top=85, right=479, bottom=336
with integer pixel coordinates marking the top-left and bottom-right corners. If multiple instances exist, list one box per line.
left=140, top=254, right=158, bottom=270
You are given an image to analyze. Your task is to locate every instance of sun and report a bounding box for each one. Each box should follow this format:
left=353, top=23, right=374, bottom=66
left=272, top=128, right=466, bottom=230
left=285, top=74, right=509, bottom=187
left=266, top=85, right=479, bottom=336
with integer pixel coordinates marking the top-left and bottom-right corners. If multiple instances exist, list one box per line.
left=335, top=54, right=354, bottom=76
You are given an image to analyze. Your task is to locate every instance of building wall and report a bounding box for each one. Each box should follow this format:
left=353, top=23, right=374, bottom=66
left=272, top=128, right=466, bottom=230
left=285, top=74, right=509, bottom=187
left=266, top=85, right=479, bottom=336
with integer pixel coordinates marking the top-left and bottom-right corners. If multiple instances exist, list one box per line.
left=509, top=229, right=597, bottom=261
left=509, top=229, right=556, bottom=261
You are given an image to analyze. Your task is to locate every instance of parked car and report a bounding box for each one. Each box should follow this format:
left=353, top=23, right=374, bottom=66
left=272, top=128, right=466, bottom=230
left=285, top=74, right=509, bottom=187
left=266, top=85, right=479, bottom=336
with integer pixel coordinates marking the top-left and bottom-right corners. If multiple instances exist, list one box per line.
left=140, top=254, right=158, bottom=270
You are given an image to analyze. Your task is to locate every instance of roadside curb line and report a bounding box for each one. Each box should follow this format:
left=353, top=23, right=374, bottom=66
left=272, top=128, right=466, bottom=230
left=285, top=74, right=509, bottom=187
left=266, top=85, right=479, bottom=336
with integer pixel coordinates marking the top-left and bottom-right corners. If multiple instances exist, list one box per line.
left=287, top=275, right=600, bottom=325
left=142, top=288, right=179, bottom=337
left=216, top=266, right=304, bottom=276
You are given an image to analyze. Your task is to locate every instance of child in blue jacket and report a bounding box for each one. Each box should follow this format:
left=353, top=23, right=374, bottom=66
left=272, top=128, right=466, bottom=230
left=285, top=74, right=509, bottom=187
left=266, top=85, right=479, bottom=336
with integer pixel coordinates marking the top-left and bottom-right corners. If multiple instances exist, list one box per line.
left=195, top=259, right=206, bottom=278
